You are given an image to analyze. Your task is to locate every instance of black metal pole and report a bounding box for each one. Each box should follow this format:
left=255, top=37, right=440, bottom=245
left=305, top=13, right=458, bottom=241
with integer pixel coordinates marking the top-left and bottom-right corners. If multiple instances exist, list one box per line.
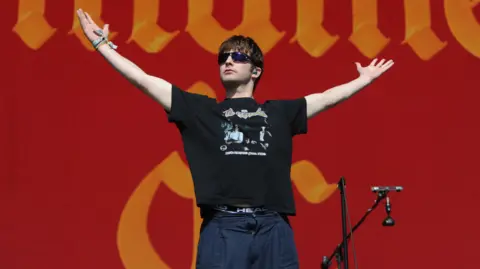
left=338, top=177, right=348, bottom=269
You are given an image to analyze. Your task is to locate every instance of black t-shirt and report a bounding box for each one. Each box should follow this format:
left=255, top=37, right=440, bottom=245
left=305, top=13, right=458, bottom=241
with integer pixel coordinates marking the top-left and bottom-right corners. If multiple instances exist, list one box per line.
left=167, top=85, right=307, bottom=215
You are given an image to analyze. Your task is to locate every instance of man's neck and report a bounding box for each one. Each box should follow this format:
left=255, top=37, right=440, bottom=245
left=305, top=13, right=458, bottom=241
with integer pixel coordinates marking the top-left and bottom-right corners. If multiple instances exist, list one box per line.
left=225, top=84, right=254, bottom=99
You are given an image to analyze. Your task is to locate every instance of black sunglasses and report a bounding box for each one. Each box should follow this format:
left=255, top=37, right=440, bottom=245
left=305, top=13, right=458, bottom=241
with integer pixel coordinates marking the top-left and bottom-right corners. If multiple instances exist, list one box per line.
left=217, top=52, right=251, bottom=65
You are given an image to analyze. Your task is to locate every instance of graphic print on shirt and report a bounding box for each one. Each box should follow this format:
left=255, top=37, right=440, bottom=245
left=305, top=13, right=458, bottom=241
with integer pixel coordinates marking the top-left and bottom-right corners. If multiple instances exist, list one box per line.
left=220, top=107, right=272, bottom=156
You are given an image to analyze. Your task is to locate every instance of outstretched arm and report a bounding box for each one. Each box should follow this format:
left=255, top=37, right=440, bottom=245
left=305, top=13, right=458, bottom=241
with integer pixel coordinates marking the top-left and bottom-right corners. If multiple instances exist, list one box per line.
left=76, top=9, right=172, bottom=111
left=305, top=59, right=394, bottom=119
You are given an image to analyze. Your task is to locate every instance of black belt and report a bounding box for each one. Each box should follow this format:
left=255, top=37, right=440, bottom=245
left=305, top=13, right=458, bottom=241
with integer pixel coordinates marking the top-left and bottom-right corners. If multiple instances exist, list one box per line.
left=214, top=204, right=269, bottom=214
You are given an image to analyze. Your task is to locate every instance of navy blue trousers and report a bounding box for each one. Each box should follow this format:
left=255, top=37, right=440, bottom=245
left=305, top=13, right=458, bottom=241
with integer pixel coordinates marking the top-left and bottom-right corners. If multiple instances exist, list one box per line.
left=196, top=210, right=299, bottom=269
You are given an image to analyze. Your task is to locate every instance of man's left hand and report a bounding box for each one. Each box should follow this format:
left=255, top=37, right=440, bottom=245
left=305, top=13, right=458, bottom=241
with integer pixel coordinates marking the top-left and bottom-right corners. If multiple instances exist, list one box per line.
left=355, top=58, right=395, bottom=82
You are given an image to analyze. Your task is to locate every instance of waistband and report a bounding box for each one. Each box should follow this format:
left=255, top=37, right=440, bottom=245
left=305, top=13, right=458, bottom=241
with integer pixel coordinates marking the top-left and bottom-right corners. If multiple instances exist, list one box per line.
left=213, top=204, right=270, bottom=214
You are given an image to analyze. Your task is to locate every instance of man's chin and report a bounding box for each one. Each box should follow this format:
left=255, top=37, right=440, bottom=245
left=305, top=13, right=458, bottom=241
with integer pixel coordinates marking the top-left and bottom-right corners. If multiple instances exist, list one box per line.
left=221, top=75, right=239, bottom=80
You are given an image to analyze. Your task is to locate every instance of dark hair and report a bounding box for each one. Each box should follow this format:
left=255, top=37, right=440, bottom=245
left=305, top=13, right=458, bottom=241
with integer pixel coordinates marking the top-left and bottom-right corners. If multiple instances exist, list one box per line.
left=218, top=35, right=264, bottom=89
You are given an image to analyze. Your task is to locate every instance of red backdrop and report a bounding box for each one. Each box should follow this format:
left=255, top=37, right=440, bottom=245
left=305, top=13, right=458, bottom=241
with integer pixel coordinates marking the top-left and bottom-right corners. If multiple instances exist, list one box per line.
left=3, top=0, right=480, bottom=268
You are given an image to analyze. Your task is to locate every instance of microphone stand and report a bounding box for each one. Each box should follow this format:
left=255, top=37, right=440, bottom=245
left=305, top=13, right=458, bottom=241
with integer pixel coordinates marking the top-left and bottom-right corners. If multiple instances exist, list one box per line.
left=321, top=182, right=389, bottom=269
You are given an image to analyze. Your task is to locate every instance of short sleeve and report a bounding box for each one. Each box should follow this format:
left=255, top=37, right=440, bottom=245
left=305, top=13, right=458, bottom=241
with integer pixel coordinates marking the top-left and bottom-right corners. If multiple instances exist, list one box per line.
left=277, top=98, right=308, bottom=135
left=167, top=85, right=216, bottom=125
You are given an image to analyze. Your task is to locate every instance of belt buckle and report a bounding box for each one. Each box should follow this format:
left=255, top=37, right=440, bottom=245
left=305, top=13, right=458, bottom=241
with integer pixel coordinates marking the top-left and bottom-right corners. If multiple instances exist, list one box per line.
left=236, top=207, right=255, bottom=213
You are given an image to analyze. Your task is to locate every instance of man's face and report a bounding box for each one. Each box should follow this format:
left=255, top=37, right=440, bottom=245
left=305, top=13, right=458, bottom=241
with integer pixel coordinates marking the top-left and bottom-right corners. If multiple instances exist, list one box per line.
left=218, top=50, right=255, bottom=86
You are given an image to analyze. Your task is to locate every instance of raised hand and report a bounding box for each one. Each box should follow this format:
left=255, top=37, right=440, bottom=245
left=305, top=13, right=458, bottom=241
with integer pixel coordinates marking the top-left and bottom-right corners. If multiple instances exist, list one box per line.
left=76, top=9, right=116, bottom=50
left=355, top=59, right=394, bottom=81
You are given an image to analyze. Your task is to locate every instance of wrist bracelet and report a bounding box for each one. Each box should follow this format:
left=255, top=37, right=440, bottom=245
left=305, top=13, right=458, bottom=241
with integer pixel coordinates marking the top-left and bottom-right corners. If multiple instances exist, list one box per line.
left=92, top=29, right=118, bottom=50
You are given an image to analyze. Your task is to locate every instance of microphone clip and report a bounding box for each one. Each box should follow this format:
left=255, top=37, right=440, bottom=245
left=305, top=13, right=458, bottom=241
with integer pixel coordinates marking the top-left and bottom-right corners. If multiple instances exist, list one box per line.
left=382, top=196, right=395, bottom=227
left=376, top=190, right=388, bottom=199
left=372, top=191, right=395, bottom=227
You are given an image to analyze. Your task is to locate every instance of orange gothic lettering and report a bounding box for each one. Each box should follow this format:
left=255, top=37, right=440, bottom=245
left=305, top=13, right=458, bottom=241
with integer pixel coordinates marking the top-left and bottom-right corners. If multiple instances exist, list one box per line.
left=445, top=0, right=480, bottom=59
left=349, top=0, right=390, bottom=58
left=11, top=0, right=477, bottom=60
left=13, top=0, right=57, bottom=50
left=403, top=0, right=447, bottom=60
left=290, top=0, right=339, bottom=57
left=185, top=0, right=285, bottom=54
left=127, top=0, right=179, bottom=53
left=70, top=0, right=117, bottom=51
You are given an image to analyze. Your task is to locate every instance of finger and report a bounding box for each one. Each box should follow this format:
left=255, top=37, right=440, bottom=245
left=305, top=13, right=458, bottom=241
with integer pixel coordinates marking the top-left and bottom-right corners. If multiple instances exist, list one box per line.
left=76, top=9, right=88, bottom=28
left=76, top=8, right=84, bottom=18
left=85, top=12, right=94, bottom=24
left=384, top=61, right=395, bottom=70
left=83, top=11, right=91, bottom=25
left=355, top=62, right=362, bottom=70
left=369, top=58, right=378, bottom=66
left=377, top=59, right=386, bottom=67
left=103, top=24, right=110, bottom=37
left=385, top=59, right=394, bottom=66
left=380, top=62, right=394, bottom=72
left=382, top=60, right=394, bottom=70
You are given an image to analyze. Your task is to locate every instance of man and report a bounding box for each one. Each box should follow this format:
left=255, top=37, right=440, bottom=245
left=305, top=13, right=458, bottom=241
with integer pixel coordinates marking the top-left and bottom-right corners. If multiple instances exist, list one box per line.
left=76, top=9, right=394, bottom=269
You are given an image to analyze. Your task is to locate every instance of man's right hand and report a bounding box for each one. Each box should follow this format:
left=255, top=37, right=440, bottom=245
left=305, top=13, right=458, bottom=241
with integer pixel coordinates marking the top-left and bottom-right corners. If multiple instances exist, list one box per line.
left=76, top=9, right=109, bottom=46
left=75, top=8, right=173, bottom=111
